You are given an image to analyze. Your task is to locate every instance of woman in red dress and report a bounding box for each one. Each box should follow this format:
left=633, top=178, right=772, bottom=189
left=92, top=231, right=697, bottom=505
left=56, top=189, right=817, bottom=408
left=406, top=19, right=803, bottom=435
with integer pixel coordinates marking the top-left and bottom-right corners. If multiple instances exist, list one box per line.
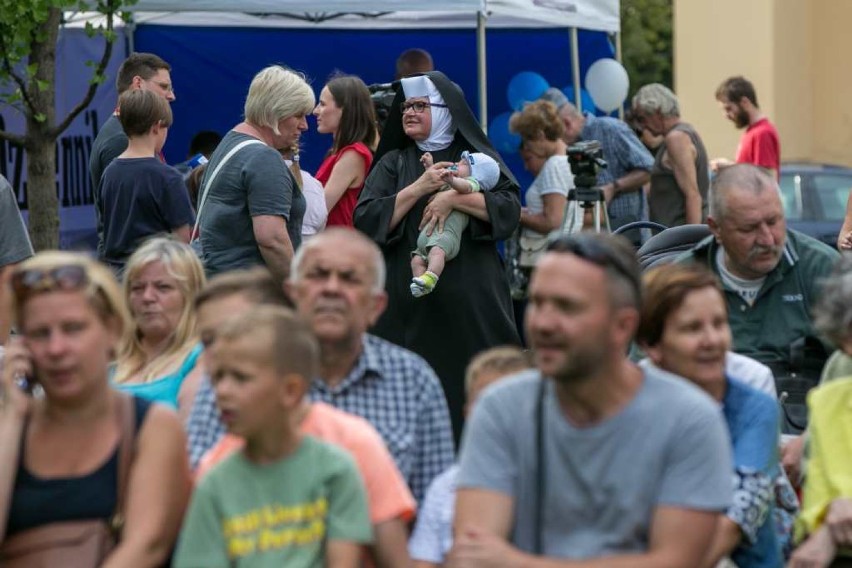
left=313, top=75, right=378, bottom=227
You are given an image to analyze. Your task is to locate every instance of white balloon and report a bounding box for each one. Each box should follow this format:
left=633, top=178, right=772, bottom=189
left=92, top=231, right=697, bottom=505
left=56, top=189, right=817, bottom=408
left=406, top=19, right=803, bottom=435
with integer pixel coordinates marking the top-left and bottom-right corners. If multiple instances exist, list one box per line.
left=585, top=58, right=629, bottom=113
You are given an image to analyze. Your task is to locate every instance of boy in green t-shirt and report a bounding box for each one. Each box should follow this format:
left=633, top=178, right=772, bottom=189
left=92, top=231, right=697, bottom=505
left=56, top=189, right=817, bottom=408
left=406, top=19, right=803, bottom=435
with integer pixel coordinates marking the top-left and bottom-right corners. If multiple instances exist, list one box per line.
left=174, top=307, right=372, bottom=568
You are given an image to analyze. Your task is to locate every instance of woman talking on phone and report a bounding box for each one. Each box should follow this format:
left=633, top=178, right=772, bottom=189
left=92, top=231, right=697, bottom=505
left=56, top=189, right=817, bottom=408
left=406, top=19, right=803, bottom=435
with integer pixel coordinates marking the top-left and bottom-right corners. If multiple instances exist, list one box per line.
left=0, top=252, right=189, bottom=567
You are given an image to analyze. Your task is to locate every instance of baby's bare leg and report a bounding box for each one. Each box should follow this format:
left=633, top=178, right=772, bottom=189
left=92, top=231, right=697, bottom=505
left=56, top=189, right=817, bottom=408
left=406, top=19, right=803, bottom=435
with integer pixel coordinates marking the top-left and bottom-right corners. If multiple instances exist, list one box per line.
left=426, top=246, right=447, bottom=278
left=411, top=254, right=428, bottom=278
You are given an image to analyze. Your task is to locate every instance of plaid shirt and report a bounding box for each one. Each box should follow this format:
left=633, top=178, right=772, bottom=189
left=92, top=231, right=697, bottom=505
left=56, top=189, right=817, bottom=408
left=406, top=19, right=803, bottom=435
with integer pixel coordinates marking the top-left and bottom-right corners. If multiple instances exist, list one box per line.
left=185, top=333, right=455, bottom=504
left=580, top=114, right=654, bottom=226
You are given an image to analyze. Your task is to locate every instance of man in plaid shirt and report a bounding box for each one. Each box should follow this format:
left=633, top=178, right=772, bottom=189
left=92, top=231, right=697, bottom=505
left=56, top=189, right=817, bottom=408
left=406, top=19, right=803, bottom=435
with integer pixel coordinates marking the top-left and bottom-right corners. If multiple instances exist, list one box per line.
left=541, top=88, right=654, bottom=244
left=186, top=228, right=455, bottom=505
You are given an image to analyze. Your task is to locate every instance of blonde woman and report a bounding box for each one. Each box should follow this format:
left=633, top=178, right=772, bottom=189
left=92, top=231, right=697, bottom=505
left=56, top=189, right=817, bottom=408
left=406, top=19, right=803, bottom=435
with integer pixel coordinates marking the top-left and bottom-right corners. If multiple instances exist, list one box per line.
left=114, top=238, right=205, bottom=419
left=0, top=252, right=189, bottom=566
left=197, top=65, right=315, bottom=284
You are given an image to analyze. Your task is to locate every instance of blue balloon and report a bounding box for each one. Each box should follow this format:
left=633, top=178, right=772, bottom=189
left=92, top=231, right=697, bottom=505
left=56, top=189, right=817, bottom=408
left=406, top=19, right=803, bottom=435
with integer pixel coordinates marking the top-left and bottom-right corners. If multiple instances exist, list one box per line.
left=506, top=72, right=549, bottom=111
left=562, top=86, right=597, bottom=114
left=489, top=112, right=521, bottom=155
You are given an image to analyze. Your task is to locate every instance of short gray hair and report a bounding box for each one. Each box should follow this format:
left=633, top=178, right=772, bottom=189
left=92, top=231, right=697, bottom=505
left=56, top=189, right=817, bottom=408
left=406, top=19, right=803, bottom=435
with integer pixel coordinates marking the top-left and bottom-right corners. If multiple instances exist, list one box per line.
left=813, top=254, right=852, bottom=345
left=244, top=65, right=315, bottom=134
left=290, top=228, right=386, bottom=292
left=632, top=83, right=680, bottom=118
left=709, top=163, right=779, bottom=220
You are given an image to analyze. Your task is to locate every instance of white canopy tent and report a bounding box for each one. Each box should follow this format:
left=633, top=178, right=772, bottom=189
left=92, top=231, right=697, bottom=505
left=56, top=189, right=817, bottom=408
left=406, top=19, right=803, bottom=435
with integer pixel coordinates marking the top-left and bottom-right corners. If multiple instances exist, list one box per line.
left=70, top=0, right=620, bottom=127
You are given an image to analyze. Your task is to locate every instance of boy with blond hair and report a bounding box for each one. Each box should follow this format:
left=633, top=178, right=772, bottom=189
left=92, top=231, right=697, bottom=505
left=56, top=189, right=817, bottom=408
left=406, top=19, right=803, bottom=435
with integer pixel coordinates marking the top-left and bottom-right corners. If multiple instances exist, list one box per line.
left=174, top=307, right=372, bottom=567
left=408, top=346, right=531, bottom=566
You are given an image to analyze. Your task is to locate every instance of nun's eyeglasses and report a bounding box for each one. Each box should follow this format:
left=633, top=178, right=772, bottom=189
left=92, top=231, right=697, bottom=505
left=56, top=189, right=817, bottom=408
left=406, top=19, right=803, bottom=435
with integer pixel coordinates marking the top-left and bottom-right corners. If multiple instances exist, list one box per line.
left=400, top=101, right=448, bottom=114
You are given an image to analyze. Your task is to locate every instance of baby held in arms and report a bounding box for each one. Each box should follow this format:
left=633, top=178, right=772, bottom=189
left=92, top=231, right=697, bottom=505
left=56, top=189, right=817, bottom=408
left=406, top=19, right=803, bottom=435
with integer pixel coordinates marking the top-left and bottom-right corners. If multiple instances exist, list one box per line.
left=411, top=150, right=500, bottom=297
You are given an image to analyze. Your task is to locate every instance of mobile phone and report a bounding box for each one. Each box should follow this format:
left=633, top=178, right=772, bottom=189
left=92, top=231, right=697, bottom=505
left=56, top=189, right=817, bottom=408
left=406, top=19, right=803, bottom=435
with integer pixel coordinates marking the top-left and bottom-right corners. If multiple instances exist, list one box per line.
left=14, top=374, right=36, bottom=396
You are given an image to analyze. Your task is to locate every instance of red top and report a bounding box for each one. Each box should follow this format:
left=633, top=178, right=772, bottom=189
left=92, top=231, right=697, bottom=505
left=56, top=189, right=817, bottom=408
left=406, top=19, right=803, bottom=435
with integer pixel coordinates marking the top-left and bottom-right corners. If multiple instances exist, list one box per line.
left=735, top=117, right=780, bottom=178
left=315, top=142, right=373, bottom=227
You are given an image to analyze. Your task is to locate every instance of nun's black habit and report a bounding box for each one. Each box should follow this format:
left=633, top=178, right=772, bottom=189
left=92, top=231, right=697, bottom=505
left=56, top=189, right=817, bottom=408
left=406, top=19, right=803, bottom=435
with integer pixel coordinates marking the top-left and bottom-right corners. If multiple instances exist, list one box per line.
left=354, top=71, right=522, bottom=441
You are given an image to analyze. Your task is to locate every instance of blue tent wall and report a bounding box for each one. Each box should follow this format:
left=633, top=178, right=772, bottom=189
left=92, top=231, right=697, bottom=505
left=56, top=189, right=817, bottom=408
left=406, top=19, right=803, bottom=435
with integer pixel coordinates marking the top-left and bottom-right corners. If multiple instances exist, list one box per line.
left=135, top=25, right=613, bottom=190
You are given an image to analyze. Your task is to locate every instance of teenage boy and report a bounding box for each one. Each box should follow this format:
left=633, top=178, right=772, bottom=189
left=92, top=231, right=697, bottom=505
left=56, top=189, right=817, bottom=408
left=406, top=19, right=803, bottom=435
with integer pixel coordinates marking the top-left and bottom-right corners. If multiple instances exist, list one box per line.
left=174, top=307, right=373, bottom=567
left=99, top=88, right=194, bottom=271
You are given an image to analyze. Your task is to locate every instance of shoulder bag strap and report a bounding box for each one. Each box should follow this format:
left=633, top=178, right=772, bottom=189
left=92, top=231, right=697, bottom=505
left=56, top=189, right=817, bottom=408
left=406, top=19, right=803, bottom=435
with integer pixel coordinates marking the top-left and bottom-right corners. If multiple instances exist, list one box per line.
left=110, top=392, right=136, bottom=537
left=533, top=376, right=547, bottom=555
left=192, top=138, right=265, bottom=239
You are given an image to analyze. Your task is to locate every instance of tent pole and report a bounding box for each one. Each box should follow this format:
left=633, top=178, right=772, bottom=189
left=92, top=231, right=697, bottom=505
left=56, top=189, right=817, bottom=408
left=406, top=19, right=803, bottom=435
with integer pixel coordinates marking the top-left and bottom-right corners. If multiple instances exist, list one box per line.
left=477, top=10, right=487, bottom=132
left=570, top=27, right=582, bottom=112
left=616, top=30, right=623, bottom=120
left=126, top=17, right=136, bottom=54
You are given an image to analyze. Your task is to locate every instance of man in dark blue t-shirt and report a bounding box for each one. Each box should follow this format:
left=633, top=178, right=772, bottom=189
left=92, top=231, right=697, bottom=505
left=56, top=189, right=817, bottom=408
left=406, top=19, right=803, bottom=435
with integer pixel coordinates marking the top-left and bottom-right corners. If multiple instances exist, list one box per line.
left=99, top=89, right=193, bottom=271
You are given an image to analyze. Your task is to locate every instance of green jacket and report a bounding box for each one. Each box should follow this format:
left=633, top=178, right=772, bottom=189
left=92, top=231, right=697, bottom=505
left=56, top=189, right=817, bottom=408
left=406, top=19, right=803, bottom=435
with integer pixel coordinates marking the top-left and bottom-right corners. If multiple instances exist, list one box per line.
left=677, top=230, right=838, bottom=368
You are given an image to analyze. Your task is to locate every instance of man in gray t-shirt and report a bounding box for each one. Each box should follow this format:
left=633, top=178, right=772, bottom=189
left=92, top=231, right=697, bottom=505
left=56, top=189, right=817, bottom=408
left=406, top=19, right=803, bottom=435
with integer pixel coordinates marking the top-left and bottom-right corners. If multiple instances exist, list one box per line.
left=0, top=174, right=34, bottom=351
left=451, top=233, right=732, bottom=566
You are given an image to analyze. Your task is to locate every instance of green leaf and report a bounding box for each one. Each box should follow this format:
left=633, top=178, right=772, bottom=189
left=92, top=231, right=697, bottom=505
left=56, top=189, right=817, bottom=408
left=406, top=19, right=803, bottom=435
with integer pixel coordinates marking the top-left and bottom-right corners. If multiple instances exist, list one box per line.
left=34, top=112, right=46, bottom=123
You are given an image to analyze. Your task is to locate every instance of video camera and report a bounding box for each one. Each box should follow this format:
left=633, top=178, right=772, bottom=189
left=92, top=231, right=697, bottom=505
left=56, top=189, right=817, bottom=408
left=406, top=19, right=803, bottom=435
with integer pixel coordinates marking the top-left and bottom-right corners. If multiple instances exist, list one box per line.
left=566, top=140, right=608, bottom=205
left=368, top=82, right=399, bottom=134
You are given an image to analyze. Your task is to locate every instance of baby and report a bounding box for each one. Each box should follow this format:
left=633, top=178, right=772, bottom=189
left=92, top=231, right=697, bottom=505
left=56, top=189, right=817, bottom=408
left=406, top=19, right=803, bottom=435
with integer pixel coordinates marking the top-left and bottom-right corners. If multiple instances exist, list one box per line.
left=411, top=150, right=500, bottom=297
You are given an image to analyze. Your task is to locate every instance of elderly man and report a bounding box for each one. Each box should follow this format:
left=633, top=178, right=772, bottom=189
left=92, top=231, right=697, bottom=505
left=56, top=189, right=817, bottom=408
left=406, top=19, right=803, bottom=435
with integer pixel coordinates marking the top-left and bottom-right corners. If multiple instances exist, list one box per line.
left=679, top=164, right=837, bottom=371
left=542, top=88, right=654, bottom=241
left=89, top=52, right=176, bottom=257
left=631, top=83, right=710, bottom=229
left=450, top=233, right=732, bottom=566
left=187, top=228, right=455, bottom=508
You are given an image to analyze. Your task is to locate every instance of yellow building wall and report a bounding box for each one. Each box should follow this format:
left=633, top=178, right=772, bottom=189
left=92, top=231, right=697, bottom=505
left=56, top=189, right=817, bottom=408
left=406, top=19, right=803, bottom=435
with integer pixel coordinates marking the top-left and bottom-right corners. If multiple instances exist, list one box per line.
left=673, top=0, right=852, bottom=167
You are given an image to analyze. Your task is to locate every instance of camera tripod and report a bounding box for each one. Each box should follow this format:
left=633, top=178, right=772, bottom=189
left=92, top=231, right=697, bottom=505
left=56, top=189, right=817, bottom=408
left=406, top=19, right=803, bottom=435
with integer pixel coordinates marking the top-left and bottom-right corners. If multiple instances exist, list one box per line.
left=559, top=186, right=611, bottom=236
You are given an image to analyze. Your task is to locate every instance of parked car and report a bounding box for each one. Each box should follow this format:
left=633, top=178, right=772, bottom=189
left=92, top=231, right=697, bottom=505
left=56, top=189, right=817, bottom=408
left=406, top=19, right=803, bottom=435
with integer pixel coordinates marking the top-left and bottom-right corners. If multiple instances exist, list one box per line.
left=780, top=162, right=852, bottom=248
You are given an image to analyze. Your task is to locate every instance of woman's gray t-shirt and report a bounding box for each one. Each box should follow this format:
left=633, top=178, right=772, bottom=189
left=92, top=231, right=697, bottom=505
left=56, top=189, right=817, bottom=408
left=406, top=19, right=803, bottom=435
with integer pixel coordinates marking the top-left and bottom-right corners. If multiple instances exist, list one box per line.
left=199, top=131, right=305, bottom=277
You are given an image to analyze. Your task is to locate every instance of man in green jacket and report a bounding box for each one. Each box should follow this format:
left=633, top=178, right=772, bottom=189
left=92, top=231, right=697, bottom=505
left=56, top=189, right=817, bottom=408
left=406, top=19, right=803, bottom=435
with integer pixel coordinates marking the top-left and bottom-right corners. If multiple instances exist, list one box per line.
left=678, top=164, right=838, bottom=372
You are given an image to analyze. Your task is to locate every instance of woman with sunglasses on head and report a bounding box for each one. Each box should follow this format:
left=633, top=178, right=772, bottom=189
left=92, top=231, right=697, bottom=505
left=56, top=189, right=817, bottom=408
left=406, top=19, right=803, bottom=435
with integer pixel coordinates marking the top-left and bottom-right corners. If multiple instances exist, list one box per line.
left=0, top=252, right=190, bottom=566
left=354, top=71, right=521, bottom=442
left=113, top=238, right=205, bottom=420
left=637, top=263, right=784, bottom=568
left=313, top=74, right=378, bottom=227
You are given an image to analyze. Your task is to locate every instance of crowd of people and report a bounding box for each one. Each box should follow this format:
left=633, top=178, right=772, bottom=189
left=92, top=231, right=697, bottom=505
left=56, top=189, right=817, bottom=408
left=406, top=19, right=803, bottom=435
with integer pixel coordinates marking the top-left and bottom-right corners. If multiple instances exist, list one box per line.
left=2, top=47, right=852, bottom=568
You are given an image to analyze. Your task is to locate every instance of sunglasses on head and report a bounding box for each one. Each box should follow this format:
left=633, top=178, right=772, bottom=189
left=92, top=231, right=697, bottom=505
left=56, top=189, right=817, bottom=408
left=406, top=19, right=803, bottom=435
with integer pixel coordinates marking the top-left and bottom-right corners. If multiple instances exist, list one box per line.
left=546, top=234, right=640, bottom=295
left=11, top=265, right=90, bottom=301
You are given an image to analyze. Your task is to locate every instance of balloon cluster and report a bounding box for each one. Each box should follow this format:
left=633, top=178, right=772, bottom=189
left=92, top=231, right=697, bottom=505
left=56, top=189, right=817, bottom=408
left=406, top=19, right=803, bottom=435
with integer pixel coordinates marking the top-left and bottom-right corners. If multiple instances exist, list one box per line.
left=489, top=59, right=629, bottom=154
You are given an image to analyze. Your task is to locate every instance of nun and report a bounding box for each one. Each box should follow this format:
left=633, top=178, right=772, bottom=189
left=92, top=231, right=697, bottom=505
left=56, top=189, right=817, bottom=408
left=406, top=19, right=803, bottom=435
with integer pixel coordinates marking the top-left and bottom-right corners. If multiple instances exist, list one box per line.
left=354, top=71, right=522, bottom=441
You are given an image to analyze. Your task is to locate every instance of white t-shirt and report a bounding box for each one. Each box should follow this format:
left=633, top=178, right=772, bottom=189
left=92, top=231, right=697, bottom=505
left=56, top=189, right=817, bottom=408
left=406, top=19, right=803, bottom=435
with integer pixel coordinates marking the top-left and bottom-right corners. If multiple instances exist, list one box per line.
left=523, top=155, right=576, bottom=239
left=285, top=160, right=327, bottom=238
left=715, top=248, right=765, bottom=306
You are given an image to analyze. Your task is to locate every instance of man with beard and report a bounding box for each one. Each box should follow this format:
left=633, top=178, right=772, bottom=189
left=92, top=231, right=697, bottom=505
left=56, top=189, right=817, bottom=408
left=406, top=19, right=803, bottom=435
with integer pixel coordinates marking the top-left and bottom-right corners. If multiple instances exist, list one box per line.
left=678, top=164, right=837, bottom=370
left=711, top=76, right=780, bottom=179
left=449, top=233, right=733, bottom=566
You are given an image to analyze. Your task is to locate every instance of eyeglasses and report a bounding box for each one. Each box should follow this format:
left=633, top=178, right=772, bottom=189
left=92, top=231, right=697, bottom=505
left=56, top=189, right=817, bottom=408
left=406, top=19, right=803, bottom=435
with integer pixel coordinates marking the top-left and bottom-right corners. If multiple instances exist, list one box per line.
left=11, top=265, right=90, bottom=301
left=546, top=234, right=641, bottom=298
left=400, top=101, right=447, bottom=114
left=151, top=81, right=174, bottom=93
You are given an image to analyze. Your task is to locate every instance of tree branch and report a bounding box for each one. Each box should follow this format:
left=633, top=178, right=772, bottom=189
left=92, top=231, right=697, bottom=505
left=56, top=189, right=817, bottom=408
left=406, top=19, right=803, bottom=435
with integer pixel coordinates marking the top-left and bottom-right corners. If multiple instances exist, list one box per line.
left=0, top=45, right=38, bottom=116
left=0, top=129, right=26, bottom=147
left=50, top=10, right=116, bottom=138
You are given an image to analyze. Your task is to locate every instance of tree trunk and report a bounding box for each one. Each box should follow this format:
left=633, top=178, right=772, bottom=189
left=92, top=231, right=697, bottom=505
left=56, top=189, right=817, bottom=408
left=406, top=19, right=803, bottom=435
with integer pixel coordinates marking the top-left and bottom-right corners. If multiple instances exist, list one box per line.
left=25, top=7, right=60, bottom=251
